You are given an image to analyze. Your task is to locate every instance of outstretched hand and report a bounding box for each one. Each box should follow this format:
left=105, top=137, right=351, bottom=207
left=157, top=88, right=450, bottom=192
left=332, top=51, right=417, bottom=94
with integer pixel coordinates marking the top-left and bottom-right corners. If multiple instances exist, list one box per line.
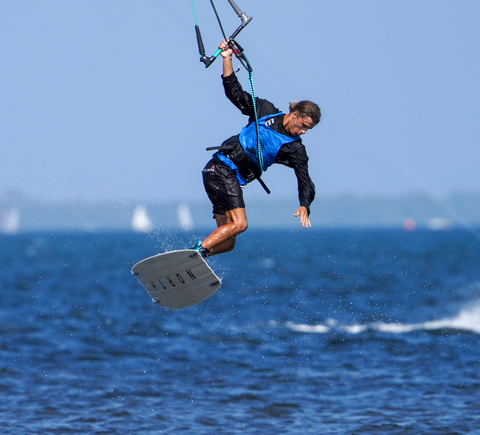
left=294, top=206, right=311, bottom=228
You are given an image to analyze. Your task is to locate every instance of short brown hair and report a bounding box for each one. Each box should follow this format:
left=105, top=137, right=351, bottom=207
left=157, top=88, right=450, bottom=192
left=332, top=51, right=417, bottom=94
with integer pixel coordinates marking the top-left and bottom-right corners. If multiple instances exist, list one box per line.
left=289, top=100, right=321, bottom=126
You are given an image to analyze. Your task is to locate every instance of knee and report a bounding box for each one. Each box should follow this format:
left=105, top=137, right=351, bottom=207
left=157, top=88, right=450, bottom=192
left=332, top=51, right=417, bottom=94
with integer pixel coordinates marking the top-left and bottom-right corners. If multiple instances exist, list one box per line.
left=235, top=220, right=248, bottom=235
left=225, top=209, right=248, bottom=236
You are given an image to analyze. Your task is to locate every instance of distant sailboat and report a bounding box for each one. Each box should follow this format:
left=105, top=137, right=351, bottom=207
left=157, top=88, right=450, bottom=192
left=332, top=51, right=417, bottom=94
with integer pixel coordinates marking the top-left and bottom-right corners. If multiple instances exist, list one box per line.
left=428, top=218, right=452, bottom=231
left=177, top=203, right=193, bottom=231
left=131, top=205, right=153, bottom=232
left=0, top=208, right=20, bottom=234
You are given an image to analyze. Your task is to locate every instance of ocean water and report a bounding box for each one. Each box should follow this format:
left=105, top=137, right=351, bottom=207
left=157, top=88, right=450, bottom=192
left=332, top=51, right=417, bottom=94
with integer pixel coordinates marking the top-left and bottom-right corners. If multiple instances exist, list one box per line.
left=1, top=228, right=480, bottom=434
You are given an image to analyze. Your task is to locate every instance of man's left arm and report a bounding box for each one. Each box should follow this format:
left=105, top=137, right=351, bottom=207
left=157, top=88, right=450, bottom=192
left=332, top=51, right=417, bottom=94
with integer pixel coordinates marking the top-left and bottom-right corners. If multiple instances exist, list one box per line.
left=276, top=143, right=316, bottom=228
left=293, top=164, right=315, bottom=228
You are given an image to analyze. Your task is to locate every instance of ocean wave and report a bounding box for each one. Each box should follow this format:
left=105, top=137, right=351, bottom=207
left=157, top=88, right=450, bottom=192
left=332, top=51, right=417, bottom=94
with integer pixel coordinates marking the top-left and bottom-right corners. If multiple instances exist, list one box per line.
left=283, top=303, right=480, bottom=335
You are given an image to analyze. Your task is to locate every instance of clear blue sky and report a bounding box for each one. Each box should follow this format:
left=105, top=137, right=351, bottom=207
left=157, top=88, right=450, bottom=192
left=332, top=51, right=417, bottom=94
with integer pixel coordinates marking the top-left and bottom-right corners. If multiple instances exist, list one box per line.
left=1, top=0, right=479, bottom=203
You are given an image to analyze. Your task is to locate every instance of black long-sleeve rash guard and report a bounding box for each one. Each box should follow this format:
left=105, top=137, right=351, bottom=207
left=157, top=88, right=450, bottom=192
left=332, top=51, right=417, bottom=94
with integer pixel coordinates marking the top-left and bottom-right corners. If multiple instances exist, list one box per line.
left=222, top=72, right=316, bottom=214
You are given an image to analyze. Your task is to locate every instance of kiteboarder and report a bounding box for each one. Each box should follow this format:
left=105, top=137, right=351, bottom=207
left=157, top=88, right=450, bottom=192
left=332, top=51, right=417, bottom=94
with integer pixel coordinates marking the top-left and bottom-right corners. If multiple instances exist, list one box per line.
left=194, top=40, right=321, bottom=258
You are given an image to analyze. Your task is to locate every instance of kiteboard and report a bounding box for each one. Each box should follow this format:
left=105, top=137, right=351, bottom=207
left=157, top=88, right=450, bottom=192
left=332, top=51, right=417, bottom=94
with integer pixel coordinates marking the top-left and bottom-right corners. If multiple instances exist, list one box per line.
left=132, top=250, right=221, bottom=309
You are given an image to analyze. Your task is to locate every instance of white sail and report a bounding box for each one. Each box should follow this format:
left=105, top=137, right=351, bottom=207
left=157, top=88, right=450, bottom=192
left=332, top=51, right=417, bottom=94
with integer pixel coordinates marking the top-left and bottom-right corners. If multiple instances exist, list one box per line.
left=1, top=208, right=20, bottom=234
left=131, top=205, right=153, bottom=232
left=177, top=203, right=193, bottom=231
left=428, top=218, right=452, bottom=231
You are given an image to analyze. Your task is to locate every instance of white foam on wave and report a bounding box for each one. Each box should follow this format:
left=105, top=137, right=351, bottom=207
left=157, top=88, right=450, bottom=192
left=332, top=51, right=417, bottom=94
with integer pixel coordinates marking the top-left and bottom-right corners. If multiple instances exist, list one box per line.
left=286, top=322, right=329, bottom=333
left=284, top=302, right=480, bottom=335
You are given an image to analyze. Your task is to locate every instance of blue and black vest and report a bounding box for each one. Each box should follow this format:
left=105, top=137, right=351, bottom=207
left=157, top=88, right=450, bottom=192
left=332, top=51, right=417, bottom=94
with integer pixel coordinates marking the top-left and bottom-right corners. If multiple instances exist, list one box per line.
left=217, top=113, right=300, bottom=185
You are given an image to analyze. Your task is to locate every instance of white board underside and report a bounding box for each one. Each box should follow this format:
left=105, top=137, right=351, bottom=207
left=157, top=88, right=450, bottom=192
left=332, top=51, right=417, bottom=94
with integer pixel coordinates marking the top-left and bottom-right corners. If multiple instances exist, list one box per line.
left=132, top=250, right=221, bottom=309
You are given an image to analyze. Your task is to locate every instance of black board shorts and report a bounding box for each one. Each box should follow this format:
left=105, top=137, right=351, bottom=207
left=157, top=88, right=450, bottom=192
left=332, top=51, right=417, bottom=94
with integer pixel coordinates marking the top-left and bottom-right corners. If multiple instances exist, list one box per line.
left=202, top=159, right=245, bottom=216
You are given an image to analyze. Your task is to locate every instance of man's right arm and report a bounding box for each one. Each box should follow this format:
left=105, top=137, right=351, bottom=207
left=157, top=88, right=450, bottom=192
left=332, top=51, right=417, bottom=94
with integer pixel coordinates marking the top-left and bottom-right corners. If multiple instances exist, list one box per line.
left=219, top=40, right=279, bottom=121
left=222, top=52, right=234, bottom=78
left=223, top=68, right=280, bottom=122
left=223, top=73, right=254, bottom=116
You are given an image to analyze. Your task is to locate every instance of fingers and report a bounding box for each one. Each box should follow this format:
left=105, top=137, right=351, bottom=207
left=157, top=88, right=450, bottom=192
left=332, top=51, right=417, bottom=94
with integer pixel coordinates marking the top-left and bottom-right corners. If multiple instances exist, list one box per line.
left=219, top=40, right=233, bottom=59
left=300, top=211, right=311, bottom=228
left=294, top=207, right=312, bottom=228
left=302, top=216, right=312, bottom=228
left=219, top=39, right=230, bottom=51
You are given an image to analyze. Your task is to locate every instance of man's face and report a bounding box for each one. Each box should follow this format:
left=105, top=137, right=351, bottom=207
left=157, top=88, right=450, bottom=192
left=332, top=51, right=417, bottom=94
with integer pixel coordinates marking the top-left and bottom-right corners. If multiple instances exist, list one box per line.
left=287, top=113, right=315, bottom=136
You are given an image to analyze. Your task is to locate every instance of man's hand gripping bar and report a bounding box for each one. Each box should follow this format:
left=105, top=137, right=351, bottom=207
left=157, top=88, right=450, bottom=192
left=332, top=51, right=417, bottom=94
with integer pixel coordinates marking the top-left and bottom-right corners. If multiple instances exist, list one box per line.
left=195, top=0, right=252, bottom=68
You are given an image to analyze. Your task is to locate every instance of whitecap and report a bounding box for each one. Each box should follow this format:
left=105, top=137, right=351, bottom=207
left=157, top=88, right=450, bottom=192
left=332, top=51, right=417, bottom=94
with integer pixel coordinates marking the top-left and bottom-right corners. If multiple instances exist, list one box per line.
left=285, top=321, right=329, bottom=333
left=283, top=302, right=480, bottom=335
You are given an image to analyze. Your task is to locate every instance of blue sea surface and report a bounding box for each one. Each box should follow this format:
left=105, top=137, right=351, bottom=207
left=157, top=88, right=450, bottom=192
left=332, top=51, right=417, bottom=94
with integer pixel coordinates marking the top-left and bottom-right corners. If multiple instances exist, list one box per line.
left=1, top=229, right=480, bottom=434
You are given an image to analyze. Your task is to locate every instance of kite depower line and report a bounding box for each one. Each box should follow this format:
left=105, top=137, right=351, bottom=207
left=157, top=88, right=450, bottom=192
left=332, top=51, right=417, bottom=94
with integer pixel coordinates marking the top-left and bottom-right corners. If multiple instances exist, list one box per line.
left=190, top=0, right=270, bottom=194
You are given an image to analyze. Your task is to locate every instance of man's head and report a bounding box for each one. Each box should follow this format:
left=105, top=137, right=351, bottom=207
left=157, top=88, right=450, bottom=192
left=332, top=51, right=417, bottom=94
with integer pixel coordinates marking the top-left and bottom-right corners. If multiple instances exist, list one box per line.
left=284, top=100, right=321, bottom=136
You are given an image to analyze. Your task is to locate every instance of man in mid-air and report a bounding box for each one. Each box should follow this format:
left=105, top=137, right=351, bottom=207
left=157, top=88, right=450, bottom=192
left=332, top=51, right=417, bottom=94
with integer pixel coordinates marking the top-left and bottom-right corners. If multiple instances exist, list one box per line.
left=194, top=40, right=321, bottom=258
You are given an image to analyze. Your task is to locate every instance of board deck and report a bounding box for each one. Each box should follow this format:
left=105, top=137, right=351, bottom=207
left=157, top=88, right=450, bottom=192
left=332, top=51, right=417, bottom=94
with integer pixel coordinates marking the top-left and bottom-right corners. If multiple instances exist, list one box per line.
left=131, top=249, right=222, bottom=309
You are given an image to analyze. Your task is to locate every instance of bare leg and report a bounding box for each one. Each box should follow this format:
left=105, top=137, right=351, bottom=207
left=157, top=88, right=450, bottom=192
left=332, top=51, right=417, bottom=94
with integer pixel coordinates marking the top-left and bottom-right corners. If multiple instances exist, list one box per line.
left=201, top=208, right=248, bottom=256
